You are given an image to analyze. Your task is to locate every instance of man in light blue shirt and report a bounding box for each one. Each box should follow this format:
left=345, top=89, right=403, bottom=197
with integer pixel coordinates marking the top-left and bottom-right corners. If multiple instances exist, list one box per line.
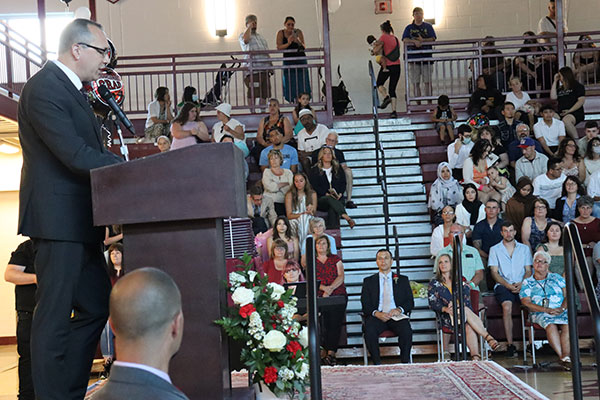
left=488, top=221, right=532, bottom=358
left=259, top=127, right=298, bottom=172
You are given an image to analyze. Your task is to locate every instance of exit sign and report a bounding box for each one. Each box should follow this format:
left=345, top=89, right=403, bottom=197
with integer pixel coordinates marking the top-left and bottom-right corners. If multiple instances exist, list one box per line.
left=375, top=0, right=392, bottom=14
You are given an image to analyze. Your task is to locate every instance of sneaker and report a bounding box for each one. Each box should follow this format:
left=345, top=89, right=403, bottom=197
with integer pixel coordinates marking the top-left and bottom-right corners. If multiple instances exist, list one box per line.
left=379, top=96, right=391, bottom=109
left=506, top=344, right=518, bottom=358
left=560, top=356, right=572, bottom=371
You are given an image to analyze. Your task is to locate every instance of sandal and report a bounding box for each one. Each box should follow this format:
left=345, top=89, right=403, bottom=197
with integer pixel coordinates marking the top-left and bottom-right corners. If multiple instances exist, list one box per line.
left=471, top=354, right=482, bottom=361
left=485, top=334, right=499, bottom=351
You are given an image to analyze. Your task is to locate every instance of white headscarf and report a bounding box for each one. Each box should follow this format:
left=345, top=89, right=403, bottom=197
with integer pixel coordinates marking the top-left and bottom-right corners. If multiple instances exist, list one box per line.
left=428, top=162, right=463, bottom=211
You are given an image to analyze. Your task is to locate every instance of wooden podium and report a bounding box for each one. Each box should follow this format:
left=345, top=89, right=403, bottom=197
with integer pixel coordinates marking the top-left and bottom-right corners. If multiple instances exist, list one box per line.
left=91, top=143, right=249, bottom=399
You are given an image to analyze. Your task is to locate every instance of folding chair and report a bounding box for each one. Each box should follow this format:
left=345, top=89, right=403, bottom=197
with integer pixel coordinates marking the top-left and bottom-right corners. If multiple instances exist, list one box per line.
left=520, top=306, right=548, bottom=365
left=360, top=313, right=413, bottom=365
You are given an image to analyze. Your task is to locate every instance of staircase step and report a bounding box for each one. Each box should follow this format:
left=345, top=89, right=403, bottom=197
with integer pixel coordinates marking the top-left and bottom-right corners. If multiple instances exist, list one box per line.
left=344, top=148, right=418, bottom=161
left=349, top=193, right=427, bottom=206
left=415, top=130, right=444, bottom=147
left=336, top=131, right=415, bottom=143
left=344, top=203, right=428, bottom=217
left=341, top=214, right=430, bottom=226
left=418, top=145, right=447, bottom=164
left=337, top=140, right=416, bottom=151
left=334, top=118, right=412, bottom=129
left=353, top=174, right=423, bottom=186
left=345, top=157, right=421, bottom=168
left=344, top=267, right=433, bottom=284
left=351, top=183, right=425, bottom=198
left=341, top=223, right=432, bottom=240
left=339, top=246, right=432, bottom=263
left=351, top=165, right=422, bottom=178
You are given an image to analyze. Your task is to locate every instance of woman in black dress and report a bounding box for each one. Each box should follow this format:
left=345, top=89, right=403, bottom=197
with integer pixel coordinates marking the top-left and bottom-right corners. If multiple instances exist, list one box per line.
left=551, top=66, right=586, bottom=140
left=276, top=16, right=311, bottom=103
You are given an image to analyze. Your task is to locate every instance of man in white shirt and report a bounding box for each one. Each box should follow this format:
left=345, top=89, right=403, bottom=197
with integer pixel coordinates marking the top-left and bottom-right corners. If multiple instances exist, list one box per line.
left=297, top=108, right=329, bottom=172
left=578, top=121, right=599, bottom=157
left=537, top=0, right=568, bottom=48
left=94, top=268, right=189, bottom=400
left=515, top=138, right=549, bottom=182
left=239, top=14, right=271, bottom=110
left=533, top=157, right=567, bottom=209
left=534, top=105, right=566, bottom=156
left=447, top=124, right=474, bottom=181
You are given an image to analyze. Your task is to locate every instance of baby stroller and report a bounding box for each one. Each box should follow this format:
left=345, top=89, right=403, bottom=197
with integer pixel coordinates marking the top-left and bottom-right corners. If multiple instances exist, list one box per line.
left=200, top=56, right=240, bottom=108
left=319, top=65, right=355, bottom=116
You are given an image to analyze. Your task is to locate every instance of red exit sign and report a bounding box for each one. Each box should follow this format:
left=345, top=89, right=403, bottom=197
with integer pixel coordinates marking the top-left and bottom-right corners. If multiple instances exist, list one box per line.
left=375, top=0, right=392, bottom=14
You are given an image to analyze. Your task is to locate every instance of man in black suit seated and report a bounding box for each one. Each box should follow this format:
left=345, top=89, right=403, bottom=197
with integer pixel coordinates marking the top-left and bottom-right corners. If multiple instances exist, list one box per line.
left=17, top=18, right=123, bottom=399
left=94, top=268, right=188, bottom=400
left=361, top=249, right=414, bottom=364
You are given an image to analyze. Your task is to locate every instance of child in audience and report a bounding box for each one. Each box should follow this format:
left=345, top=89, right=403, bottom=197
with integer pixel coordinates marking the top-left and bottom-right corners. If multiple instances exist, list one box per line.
left=292, top=92, right=316, bottom=135
left=487, top=165, right=515, bottom=210
left=431, top=94, right=457, bottom=144
left=366, top=35, right=388, bottom=72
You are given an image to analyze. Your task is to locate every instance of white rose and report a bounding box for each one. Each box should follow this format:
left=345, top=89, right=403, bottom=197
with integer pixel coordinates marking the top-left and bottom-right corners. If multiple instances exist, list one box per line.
left=298, top=326, right=308, bottom=347
left=296, top=362, right=309, bottom=379
left=263, top=330, right=287, bottom=352
left=231, top=286, right=254, bottom=306
left=247, top=270, right=257, bottom=282
left=229, top=272, right=245, bottom=287
left=267, top=282, right=286, bottom=300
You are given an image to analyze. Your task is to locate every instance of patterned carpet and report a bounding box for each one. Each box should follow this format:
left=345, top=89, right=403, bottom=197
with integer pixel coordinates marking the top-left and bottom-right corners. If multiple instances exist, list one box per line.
left=232, top=361, right=550, bottom=400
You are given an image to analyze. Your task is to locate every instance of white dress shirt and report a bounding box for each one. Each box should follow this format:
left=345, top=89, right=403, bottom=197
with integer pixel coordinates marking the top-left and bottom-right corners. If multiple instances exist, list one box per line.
left=52, top=59, right=82, bottom=90
left=376, top=271, right=398, bottom=313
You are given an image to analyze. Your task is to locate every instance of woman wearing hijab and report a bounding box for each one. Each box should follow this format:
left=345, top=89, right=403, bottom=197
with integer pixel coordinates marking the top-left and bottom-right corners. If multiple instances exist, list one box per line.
left=455, top=183, right=485, bottom=239
left=428, top=161, right=463, bottom=226
left=505, top=177, right=536, bottom=240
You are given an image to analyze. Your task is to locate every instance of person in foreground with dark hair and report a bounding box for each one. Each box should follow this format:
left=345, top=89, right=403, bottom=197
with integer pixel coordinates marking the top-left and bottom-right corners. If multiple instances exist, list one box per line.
left=361, top=249, right=413, bottom=365
left=93, top=268, right=188, bottom=400
left=17, top=18, right=123, bottom=399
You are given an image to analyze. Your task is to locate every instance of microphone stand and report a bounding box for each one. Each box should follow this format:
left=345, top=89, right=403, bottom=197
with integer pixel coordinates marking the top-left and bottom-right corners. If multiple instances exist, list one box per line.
left=112, top=114, right=129, bottom=161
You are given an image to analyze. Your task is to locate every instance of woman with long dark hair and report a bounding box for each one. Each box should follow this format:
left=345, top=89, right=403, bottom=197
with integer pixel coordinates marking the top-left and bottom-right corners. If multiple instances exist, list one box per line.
left=505, top=177, right=536, bottom=238
left=557, top=138, right=585, bottom=182
left=267, top=216, right=299, bottom=261
left=551, top=66, right=586, bottom=140
left=170, top=102, right=209, bottom=150
left=462, top=139, right=501, bottom=203
left=276, top=16, right=311, bottom=103
left=177, top=85, right=199, bottom=110
left=373, top=20, right=401, bottom=118
left=144, top=86, right=173, bottom=143
left=285, top=172, right=317, bottom=244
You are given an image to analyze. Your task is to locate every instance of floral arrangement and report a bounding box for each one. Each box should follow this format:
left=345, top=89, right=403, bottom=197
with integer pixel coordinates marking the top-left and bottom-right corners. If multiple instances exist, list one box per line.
left=410, top=281, right=428, bottom=298
left=215, top=254, right=309, bottom=399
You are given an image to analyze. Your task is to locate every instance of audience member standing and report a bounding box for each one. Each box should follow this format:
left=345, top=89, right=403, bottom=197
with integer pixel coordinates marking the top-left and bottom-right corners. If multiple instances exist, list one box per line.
left=276, top=16, right=311, bottom=103
left=239, top=14, right=272, bottom=110
left=4, top=240, right=36, bottom=400
left=533, top=157, right=567, bottom=209
left=374, top=20, right=402, bottom=118
left=551, top=67, right=586, bottom=141
left=447, top=124, right=474, bottom=180
left=144, top=86, right=174, bottom=143
left=489, top=221, right=533, bottom=358
left=402, top=7, right=436, bottom=104
left=361, top=249, right=413, bottom=365
left=537, top=0, right=568, bottom=49
left=17, top=19, right=124, bottom=399
left=93, top=268, right=188, bottom=400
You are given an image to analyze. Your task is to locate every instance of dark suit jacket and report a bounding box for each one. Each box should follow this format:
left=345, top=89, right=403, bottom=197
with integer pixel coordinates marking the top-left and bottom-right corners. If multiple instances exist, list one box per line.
left=92, top=365, right=189, bottom=400
left=18, top=61, right=122, bottom=243
left=361, top=272, right=414, bottom=317
left=308, top=164, right=346, bottom=198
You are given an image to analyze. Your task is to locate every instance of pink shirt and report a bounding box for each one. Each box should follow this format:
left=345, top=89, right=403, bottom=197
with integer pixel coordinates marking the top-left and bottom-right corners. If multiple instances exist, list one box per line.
left=378, top=33, right=401, bottom=66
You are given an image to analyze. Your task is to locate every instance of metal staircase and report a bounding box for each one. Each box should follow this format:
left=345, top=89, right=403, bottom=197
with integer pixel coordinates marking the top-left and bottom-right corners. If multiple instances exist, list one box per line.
left=333, top=117, right=438, bottom=356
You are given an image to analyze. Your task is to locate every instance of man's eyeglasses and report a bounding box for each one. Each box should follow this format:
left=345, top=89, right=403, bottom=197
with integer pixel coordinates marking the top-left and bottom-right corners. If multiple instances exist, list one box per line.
left=77, top=42, right=110, bottom=56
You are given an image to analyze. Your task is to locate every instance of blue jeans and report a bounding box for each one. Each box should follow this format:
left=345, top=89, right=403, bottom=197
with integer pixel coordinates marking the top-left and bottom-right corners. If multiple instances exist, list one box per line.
left=99, top=321, right=115, bottom=358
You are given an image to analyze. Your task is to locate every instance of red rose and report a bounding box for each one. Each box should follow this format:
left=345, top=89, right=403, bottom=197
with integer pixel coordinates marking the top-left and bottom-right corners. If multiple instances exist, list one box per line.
left=286, top=341, right=302, bottom=358
left=277, top=300, right=284, bottom=308
left=239, top=304, right=256, bottom=318
left=272, top=323, right=277, bottom=329
left=263, top=366, right=278, bottom=384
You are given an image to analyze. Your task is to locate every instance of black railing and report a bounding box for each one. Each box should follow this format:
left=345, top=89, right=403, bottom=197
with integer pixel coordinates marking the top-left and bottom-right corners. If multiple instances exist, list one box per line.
left=451, top=234, right=468, bottom=361
left=563, top=223, right=600, bottom=400
left=368, top=60, right=391, bottom=250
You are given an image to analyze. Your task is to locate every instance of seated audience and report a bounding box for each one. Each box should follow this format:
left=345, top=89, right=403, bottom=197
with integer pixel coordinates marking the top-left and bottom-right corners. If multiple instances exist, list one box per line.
left=447, top=124, right=474, bottom=181
left=584, top=136, right=600, bottom=185
left=267, top=216, right=299, bottom=262
left=572, top=196, right=600, bottom=267
left=254, top=98, right=294, bottom=162
left=522, top=198, right=554, bottom=252
left=455, top=183, right=485, bottom=239
left=177, top=85, right=199, bottom=110
left=311, top=132, right=357, bottom=209
left=300, top=217, right=337, bottom=267
left=467, top=75, right=504, bottom=120
left=557, top=137, right=585, bottom=183
left=577, top=121, right=599, bottom=158
left=144, top=86, right=173, bottom=143
left=497, top=102, right=523, bottom=149
left=472, top=199, right=504, bottom=284
left=297, top=109, right=329, bottom=172
left=536, top=222, right=565, bottom=276
left=534, top=105, right=566, bottom=156
left=212, top=103, right=249, bottom=157
left=508, top=124, right=544, bottom=167
left=481, top=36, right=509, bottom=91
left=551, top=66, right=586, bottom=140
left=285, top=172, right=317, bottom=244
left=361, top=249, right=413, bottom=365
left=262, top=149, right=293, bottom=216
left=308, top=147, right=355, bottom=229
left=573, top=35, right=599, bottom=84
left=553, top=176, right=584, bottom=223
left=428, top=254, right=499, bottom=361
left=93, top=268, right=188, bottom=400
left=170, top=103, right=209, bottom=150
left=515, top=137, right=549, bottom=182
left=505, top=77, right=534, bottom=130
left=431, top=94, right=457, bottom=144
left=259, top=127, right=299, bottom=172
left=314, top=235, right=347, bottom=366
left=263, top=239, right=291, bottom=283
left=156, top=135, right=171, bottom=152
left=430, top=205, right=463, bottom=257
left=514, top=31, right=556, bottom=93
left=428, top=162, right=463, bottom=226
left=292, top=92, right=316, bottom=135
left=489, top=221, right=533, bottom=358
left=104, top=224, right=123, bottom=247
left=478, top=125, right=509, bottom=171
left=281, top=260, right=307, bottom=322
left=247, top=185, right=277, bottom=235
left=463, top=139, right=501, bottom=204
left=436, top=224, right=485, bottom=294
left=520, top=250, right=571, bottom=370
left=533, top=157, right=566, bottom=209
left=487, top=165, right=515, bottom=209
left=587, top=168, right=600, bottom=218
left=505, top=177, right=536, bottom=239
left=220, top=134, right=249, bottom=180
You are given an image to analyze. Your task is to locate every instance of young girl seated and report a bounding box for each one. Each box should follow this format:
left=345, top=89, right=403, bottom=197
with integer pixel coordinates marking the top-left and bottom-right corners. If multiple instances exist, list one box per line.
left=487, top=165, right=515, bottom=210
left=292, top=92, right=316, bottom=136
left=431, top=95, right=457, bottom=144
left=366, top=35, right=388, bottom=72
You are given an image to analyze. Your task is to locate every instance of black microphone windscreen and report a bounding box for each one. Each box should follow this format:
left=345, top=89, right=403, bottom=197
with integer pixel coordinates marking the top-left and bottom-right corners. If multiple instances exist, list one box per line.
left=98, top=85, right=111, bottom=100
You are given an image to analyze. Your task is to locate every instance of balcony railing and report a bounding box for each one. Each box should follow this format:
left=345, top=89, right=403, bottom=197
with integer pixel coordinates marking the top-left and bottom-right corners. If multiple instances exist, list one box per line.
left=403, top=31, right=600, bottom=110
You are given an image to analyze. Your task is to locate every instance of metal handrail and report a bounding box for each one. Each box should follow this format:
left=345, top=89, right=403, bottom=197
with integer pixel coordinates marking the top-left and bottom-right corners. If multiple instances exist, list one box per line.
left=562, top=223, right=600, bottom=400
left=368, top=60, right=391, bottom=250
left=451, top=234, right=468, bottom=361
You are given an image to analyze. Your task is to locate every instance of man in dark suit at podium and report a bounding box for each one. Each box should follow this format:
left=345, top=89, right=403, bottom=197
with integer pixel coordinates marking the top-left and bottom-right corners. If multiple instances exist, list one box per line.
left=17, top=18, right=122, bottom=399
left=361, top=249, right=414, bottom=364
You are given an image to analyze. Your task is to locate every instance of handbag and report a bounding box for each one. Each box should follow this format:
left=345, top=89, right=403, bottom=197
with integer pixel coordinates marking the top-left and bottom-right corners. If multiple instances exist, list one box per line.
left=385, top=37, right=401, bottom=62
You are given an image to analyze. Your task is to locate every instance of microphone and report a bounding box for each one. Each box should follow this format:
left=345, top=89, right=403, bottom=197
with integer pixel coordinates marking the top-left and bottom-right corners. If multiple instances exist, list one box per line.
left=97, top=85, right=136, bottom=135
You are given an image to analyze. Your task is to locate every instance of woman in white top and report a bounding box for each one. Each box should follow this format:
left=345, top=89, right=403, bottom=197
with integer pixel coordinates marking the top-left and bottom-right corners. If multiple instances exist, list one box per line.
left=211, top=103, right=249, bottom=157
left=430, top=205, right=466, bottom=257
left=505, top=76, right=534, bottom=131
left=455, top=183, right=485, bottom=239
left=428, top=162, right=463, bottom=226
left=170, top=103, right=209, bottom=150
left=144, top=86, right=173, bottom=143
left=583, top=137, right=600, bottom=185
left=262, top=149, right=293, bottom=216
